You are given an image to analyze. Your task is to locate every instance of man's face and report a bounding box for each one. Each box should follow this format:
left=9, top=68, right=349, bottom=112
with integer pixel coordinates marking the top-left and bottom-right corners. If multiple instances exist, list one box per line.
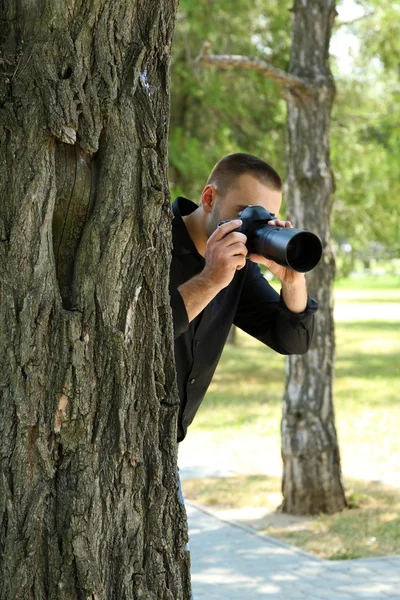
left=206, top=173, right=282, bottom=237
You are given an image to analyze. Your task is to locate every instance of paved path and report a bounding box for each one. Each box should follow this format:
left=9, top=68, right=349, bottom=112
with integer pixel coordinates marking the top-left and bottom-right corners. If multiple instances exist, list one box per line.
left=186, top=502, right=400, bottom=600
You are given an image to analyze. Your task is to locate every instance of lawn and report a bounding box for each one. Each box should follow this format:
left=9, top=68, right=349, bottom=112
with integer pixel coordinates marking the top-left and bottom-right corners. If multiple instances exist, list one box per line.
left=180, top=274, right=400, bottom=559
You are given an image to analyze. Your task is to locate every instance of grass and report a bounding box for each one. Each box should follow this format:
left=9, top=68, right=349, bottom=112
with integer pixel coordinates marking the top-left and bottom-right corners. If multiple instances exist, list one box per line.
left=181, top=273, right=400, bottom=559
left=334, top=273, right=400, bottom=290
left=183, top=475, right=400, bottom=560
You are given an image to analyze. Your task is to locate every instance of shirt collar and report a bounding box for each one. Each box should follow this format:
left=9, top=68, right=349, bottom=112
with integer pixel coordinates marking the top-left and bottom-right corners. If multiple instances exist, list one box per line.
left=172, top=196, right=203, bottom=258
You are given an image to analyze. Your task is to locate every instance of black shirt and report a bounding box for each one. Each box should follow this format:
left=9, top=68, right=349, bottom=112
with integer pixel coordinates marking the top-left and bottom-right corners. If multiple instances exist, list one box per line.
left=170, top=197, right=318, bottom=442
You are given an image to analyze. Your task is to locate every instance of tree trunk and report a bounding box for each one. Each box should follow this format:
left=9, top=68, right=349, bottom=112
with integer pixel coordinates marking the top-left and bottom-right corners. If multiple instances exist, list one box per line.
left=0, top=2, right=191, bottom=599
left=197, top=0, right=347, bottom=516
left=280, top=0, right=347, bottom=514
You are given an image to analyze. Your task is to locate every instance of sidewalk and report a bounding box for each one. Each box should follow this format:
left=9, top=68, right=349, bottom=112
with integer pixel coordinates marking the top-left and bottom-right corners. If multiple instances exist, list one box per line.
left=186, top=502, right=400, bottom=600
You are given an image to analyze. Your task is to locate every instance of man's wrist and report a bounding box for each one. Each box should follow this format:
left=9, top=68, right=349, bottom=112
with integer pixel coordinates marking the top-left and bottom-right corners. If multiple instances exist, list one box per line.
left=281, top=276, right=308, bottom=313
left=196, top=270, right=224, bottom=296
left=177, top=270, right=223, bottom=323
left=281, top=274, right=306, bottom=292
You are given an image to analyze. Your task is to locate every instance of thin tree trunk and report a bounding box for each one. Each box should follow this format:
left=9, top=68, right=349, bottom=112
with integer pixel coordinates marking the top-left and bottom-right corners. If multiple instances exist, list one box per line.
left=0, top=2, right=191, bottom=599
left=280, top=0, right=347, bottom=515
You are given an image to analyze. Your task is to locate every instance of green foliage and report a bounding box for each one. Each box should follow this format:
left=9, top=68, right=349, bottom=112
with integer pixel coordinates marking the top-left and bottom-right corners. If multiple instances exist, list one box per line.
left=330, top=1, right=400, bottom=257
left=354, top=0, right=400, bottom=71
left=169, top=0, right=291, bottom=200
left=331, top=73, right=400, bottom=255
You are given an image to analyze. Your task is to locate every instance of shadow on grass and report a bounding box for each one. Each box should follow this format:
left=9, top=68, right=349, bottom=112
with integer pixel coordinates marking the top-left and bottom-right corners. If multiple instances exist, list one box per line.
left=336, top=353, right=399, bottom=381
left=199, top=319, right=399, bottom=420
left=197, top=388, right=283, bottom=429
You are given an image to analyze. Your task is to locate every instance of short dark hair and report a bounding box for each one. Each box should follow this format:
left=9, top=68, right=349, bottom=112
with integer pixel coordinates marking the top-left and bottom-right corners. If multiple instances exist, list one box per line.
left=206, top=153, right=282, bottom=196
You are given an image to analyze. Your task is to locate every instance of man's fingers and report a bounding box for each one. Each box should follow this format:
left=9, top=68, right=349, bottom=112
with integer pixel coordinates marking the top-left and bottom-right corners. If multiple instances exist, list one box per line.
left=222, top=231, right=247, bottom=247
left=225, top=242, right=248, bottom=257
left=236, top=256, right=247, bottom=270
left=212, top=219, right=242, bottom=241
left=268, top=219, right=293, bottom=228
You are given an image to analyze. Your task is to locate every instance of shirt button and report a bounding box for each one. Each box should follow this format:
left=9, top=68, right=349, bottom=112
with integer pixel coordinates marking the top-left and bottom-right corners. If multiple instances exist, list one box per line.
left=195, top=340, right=199, bottom=346
left=190, top=378, right=196, bottom=384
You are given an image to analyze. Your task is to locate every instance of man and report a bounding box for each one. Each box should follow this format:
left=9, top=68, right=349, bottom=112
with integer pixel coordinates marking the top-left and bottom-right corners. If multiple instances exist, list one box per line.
left=170, top=153, right=318, bottom=598
left=170, top=152, right=318, bottom=444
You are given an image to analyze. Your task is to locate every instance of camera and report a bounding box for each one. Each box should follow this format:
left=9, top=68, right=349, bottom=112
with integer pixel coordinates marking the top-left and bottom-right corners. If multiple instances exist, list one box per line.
left=218, top=205, right=322, bottom=273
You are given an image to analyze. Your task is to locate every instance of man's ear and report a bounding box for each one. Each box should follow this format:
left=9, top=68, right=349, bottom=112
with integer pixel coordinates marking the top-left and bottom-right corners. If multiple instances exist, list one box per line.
left=201, top=184, right=217, bottom=214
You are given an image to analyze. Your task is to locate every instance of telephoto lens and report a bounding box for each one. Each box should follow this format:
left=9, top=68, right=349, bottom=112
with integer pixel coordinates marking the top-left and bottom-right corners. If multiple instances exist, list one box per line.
left=219, top=205, right=322, bottom=273
left=251, top=225, right=322, bottom=273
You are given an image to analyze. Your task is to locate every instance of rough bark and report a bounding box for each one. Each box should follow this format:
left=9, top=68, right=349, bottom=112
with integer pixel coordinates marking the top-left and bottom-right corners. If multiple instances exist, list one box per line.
left=0, top=2, right=191, bottom=599
left=197, top=0, right=347, bottom=515
left=281, top=0, right=347, bottom=516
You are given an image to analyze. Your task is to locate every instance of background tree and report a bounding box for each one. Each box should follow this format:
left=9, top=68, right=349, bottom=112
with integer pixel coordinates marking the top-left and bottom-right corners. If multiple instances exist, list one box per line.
left=330, top=1, right=400, bottom=272
left=0, top=2, right=191, bottom=599
left=197, top=0, right=347, bottom=514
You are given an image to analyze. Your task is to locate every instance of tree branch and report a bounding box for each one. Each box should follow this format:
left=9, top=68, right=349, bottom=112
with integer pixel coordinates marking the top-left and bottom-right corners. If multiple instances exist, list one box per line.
left=335, top=10, right=375, bottom=28
left=196, top=41, right=315, bottom=94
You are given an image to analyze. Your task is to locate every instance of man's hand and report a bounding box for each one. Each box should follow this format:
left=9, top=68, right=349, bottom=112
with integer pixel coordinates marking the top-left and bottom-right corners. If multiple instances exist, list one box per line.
left=248, top=218, right=304, bottom=285
left=177, top=219, right=247, bottom=323
left=248, top=218, right=308, bottom=313
left=202, top=219, right=248, bottom=291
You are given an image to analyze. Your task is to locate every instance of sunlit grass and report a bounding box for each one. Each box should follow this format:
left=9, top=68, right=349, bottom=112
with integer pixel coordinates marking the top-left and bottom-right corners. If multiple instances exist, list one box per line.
left=270, top=477, right=400, bottom=560
left=335, top=274, right=400, bottom=290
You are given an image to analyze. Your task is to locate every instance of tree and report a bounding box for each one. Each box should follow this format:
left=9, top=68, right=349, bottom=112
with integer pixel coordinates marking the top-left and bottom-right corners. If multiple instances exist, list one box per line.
left=330, top=1, right=400, bottom=267
left=198, top=0, right=347, bottom=514
left=0, top=2, right=191, bottom=599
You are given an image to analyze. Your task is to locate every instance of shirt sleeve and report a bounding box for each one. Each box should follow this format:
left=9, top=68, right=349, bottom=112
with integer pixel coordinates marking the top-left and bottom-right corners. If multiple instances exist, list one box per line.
left=233, top=261, right=318, bottom=355
left=170, top=287, right=189, bottom=339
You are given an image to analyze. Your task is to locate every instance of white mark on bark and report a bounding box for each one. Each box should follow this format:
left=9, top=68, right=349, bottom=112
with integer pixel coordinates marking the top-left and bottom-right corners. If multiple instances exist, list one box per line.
left=305, top=348, right=319, bottom=404
left=286, top=355, right=304, bottom=407
left=124, top=285, right=142, bottom=343
left=292, top=188, right=304, bottom=227
left=82, top=328, right=89, bottom=359
left=140, top=69, right=151, bottom=94
left=59, top=126, right=77, bottom=144
left=281, top=418, right=290, bottom=454
left=295, top=422, right=308, bottom=452
left=54, top=393, right=68, bottom=433
left=321, top=385, right=331, bottom=422
left=302, top=145, right=312, bottom=179
left=317, top=160, right=329, bottom=179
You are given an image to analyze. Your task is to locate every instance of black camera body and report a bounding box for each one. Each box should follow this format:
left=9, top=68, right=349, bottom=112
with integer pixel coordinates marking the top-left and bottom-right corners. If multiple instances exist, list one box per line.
left=219, top=205, right=322, bottom=273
